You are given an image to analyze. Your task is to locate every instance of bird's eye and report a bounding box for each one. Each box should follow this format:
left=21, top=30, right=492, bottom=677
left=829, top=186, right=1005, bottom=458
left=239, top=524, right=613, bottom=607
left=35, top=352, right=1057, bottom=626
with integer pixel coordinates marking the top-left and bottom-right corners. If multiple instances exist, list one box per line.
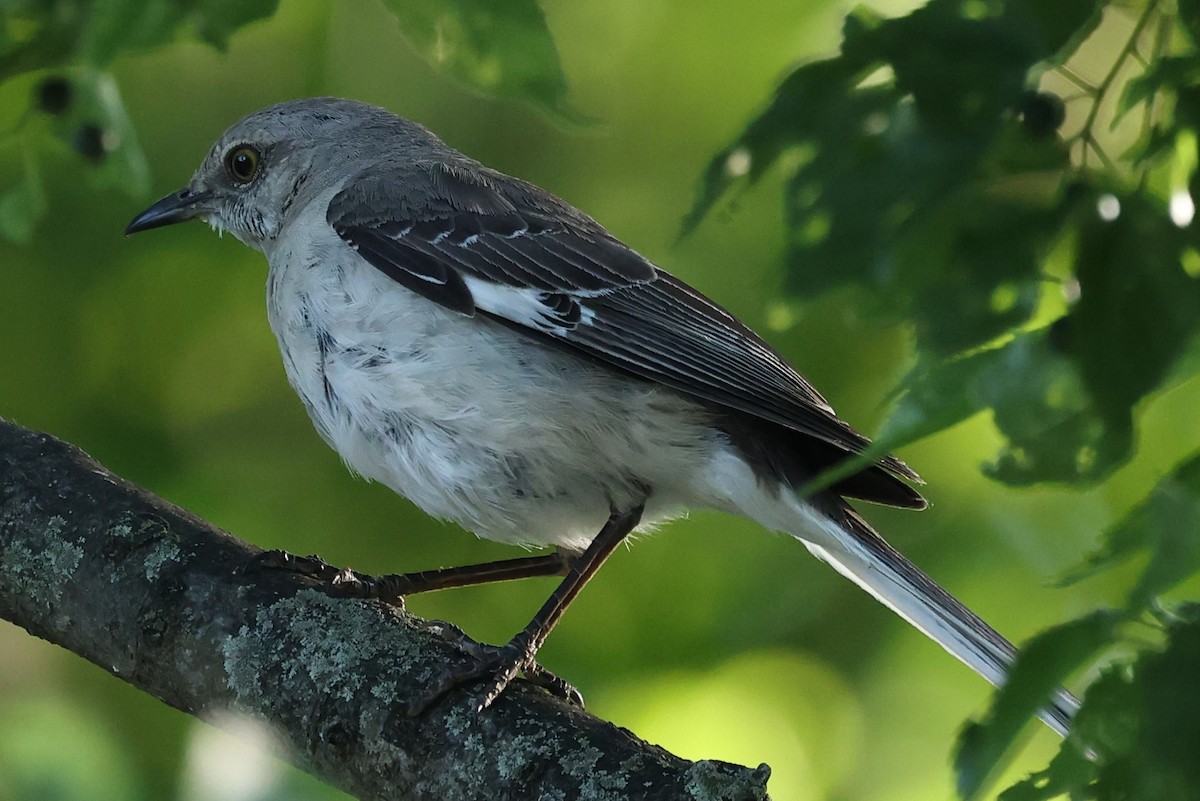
left=226, top=145, right=261, bottom=184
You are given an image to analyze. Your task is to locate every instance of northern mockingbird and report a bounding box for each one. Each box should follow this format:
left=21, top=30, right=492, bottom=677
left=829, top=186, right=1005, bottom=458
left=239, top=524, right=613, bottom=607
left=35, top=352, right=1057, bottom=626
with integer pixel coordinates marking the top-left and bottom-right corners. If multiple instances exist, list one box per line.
left=126, top=97, right=1077, bottom=732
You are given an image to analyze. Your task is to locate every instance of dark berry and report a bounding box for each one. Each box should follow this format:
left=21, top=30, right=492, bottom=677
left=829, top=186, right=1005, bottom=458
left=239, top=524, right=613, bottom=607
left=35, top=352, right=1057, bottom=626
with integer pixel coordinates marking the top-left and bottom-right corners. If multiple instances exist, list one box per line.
left=1047, top=314, right=1073, bottom=352
left=1018, top=91, right=1066, bottom=139
left=35, top=77, right=73, bottom=115
left=73, top=124, right=108, bottom=164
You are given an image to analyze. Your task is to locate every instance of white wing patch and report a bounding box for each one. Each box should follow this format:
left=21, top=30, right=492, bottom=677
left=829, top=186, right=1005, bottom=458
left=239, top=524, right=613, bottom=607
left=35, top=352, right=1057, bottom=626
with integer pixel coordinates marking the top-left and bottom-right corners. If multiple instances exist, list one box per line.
left=463, top=275, right=595, bottom=335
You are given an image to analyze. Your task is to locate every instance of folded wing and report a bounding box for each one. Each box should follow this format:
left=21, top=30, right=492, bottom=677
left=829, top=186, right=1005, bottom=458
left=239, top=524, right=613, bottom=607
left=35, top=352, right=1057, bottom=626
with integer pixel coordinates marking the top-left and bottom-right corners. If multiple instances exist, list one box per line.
left=329, top=160, right=922, bottom=500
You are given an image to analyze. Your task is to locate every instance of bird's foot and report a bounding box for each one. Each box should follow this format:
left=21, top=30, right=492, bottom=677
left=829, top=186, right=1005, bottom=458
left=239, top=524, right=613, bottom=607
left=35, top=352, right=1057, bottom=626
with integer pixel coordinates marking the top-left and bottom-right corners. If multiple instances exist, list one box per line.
left=253, top=551, right=585, bottom=714
left=244, top=549, right=407, bottom=607
left=407, top=625, right=584, bottom=716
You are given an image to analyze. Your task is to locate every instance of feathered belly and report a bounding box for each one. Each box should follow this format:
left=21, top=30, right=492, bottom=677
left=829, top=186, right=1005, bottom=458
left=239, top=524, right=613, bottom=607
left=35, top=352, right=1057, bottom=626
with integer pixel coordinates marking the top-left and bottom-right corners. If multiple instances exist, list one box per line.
left=266, top=256, right=723, bottom=549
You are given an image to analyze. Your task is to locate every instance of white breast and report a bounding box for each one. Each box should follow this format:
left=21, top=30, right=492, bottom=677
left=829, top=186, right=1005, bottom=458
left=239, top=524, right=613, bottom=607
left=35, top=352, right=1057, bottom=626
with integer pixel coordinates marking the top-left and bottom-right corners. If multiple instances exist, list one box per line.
left=261, top=201, right=730, bottom=550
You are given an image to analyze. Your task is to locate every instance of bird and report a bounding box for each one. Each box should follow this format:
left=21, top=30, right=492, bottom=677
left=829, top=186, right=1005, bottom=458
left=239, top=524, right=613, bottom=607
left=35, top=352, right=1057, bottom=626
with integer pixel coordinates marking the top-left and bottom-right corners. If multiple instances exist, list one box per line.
left=126, top=96, right=1078, bottom=732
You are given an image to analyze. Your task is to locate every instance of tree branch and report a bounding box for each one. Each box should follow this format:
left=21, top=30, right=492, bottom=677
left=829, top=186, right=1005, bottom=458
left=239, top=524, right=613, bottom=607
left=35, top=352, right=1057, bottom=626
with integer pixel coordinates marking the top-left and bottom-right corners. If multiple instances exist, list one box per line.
left=0, top=418, right=770, bottom=801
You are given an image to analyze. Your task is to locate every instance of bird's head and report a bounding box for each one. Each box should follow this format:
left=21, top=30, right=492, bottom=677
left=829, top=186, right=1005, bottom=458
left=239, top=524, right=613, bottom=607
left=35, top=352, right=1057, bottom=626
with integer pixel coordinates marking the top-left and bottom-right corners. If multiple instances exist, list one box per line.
left=125, top=97, right=437, bottom=251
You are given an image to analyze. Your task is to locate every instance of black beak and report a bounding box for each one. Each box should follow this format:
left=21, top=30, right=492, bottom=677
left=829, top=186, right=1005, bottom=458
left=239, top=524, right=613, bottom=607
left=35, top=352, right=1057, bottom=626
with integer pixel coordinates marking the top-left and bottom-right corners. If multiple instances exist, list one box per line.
left=125, top=188, right=213, bottom=235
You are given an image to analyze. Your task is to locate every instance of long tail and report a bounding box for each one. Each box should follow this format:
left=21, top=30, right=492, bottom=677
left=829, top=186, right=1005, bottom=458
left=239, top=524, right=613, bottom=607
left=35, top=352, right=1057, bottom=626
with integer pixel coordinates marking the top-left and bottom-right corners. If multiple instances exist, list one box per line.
left=793, top=499, right=1078, bottom=736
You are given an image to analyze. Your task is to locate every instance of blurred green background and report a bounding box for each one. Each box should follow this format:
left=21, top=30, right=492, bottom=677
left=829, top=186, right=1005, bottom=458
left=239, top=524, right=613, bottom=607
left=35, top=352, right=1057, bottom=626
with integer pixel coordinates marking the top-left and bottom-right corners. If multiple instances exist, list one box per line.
left=2, top=1, right=1197, bottom=799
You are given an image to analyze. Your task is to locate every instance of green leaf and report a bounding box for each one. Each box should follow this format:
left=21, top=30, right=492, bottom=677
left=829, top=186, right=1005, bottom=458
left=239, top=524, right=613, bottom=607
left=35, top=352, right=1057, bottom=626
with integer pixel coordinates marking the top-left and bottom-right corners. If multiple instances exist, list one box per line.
left=1115, top=56, right=1200, bottom=128
left=378, top=0, right=581, bottom=119
left=870, top=186, right=1200, bottom=487
left=77, top=0, right=187, bottom=67
left=1005, top=0, right=1105, bottom=66
left=979, top=330, right=1115, bottom=485
left=682, top=1, right=1197, bottom=488
left=894, top=173, right=1069, bottom=353
left=687, top=0, right=1099, bottom=231
left=803, top=325, right=1091, bottom=494
left=681, top=55, right=881, bottom=237
left=687, top=0, right=1086, bottom=354
left=1123, top=610, right=1200, bottom=797
left=998, top=663, right=1135, bottom=801
left=799, top=345, right=992, bottom=499
left=2, top=0, right=279, bottom=75
left=194, top=0, right=279, bottom=50
left=840, top=0, right=1097, bottom=134
left=776, top=103, right=1069, bottom=353
left=997, top=739, right=1096, bottom=801
left=1064, top=191, right=1200, bottom=440
left=1120, top=123, right=1184, bottom=166
left=0, top=0, right=281, bottom=241
left=955, top=610, right=1118, bottom=801
left=879, top=329, right=1121, bottom=485
left=1003, top=610, right=1200, bottom=801
left=879, top=347, right=1007, bottom=448
left=1179, top=0, right=1200, bottom=48
left=1061, top=452, right=1200, bottom=609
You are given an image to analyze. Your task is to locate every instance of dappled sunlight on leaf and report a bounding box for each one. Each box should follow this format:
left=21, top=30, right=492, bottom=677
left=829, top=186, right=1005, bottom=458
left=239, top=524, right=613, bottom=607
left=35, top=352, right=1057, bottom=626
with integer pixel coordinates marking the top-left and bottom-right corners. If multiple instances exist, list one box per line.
left=1064, top=190, right=1200, bottom=438
left=1061, top=451, right=1200, bottom=610
left=689, top=1, right=1200, bottom=489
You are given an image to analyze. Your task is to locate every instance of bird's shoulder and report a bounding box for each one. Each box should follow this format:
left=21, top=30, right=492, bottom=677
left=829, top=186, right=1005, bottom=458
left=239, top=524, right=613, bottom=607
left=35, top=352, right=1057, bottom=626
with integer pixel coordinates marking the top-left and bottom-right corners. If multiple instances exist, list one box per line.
left=325, top=156, right=658, bottom=305
left=328, top=156, right=605, bottom=235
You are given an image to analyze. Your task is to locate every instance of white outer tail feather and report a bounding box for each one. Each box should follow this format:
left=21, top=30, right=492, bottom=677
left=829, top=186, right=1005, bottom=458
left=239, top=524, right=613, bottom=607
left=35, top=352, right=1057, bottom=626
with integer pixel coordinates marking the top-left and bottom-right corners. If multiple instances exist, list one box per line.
left=780, top=492, right=1079, bottom=736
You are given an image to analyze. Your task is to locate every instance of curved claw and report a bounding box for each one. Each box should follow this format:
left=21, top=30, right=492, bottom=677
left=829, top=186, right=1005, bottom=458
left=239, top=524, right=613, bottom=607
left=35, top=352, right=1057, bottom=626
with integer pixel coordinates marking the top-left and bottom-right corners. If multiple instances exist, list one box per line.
left=242, top=549, right=328, bottom=577
left=474, top=651, right=527, bottom=711
left=404, top=637, right=581, bottom=716
left=523, top=662, right=585, bottom=708
left=243, top=549, right=408, bottom=607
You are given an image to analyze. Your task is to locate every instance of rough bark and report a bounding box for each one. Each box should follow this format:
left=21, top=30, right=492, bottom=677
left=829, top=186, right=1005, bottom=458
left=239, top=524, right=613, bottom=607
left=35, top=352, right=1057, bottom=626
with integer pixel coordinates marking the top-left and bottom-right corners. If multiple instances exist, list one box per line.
left=0, top=418, right=770, bottom=800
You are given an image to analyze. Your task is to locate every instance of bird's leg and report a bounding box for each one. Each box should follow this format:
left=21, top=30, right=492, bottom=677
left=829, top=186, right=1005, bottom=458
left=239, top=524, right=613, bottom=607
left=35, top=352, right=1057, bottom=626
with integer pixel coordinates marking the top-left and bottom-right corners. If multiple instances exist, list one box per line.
left=248, top=549, right=575, bottom=604
left=407, top=504, right=644, bottom=716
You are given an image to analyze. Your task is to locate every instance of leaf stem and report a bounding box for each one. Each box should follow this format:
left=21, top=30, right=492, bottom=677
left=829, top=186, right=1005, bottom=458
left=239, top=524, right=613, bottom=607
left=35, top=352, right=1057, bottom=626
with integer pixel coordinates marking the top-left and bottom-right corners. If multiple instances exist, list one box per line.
left=1136, top=11, right=1174, bottom=187
left=1071, top=1, right=1161, bottom=174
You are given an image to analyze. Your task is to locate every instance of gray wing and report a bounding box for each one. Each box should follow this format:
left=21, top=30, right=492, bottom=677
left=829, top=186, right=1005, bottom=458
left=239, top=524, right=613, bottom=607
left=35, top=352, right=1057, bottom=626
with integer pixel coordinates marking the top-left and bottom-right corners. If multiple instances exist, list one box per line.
left=328, top=161, right=920, bottom=486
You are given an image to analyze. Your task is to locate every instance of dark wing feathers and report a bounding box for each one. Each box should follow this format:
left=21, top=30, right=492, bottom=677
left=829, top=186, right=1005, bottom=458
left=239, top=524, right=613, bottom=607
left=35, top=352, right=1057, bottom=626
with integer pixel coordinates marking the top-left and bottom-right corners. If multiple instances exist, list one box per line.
left=345, top=225, right=476, bottom=314
left=338, top=167, right=655, bottom=298
left=575, top=278, right=853, bottom=440
left=329, top=160, right=923, bottom=496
